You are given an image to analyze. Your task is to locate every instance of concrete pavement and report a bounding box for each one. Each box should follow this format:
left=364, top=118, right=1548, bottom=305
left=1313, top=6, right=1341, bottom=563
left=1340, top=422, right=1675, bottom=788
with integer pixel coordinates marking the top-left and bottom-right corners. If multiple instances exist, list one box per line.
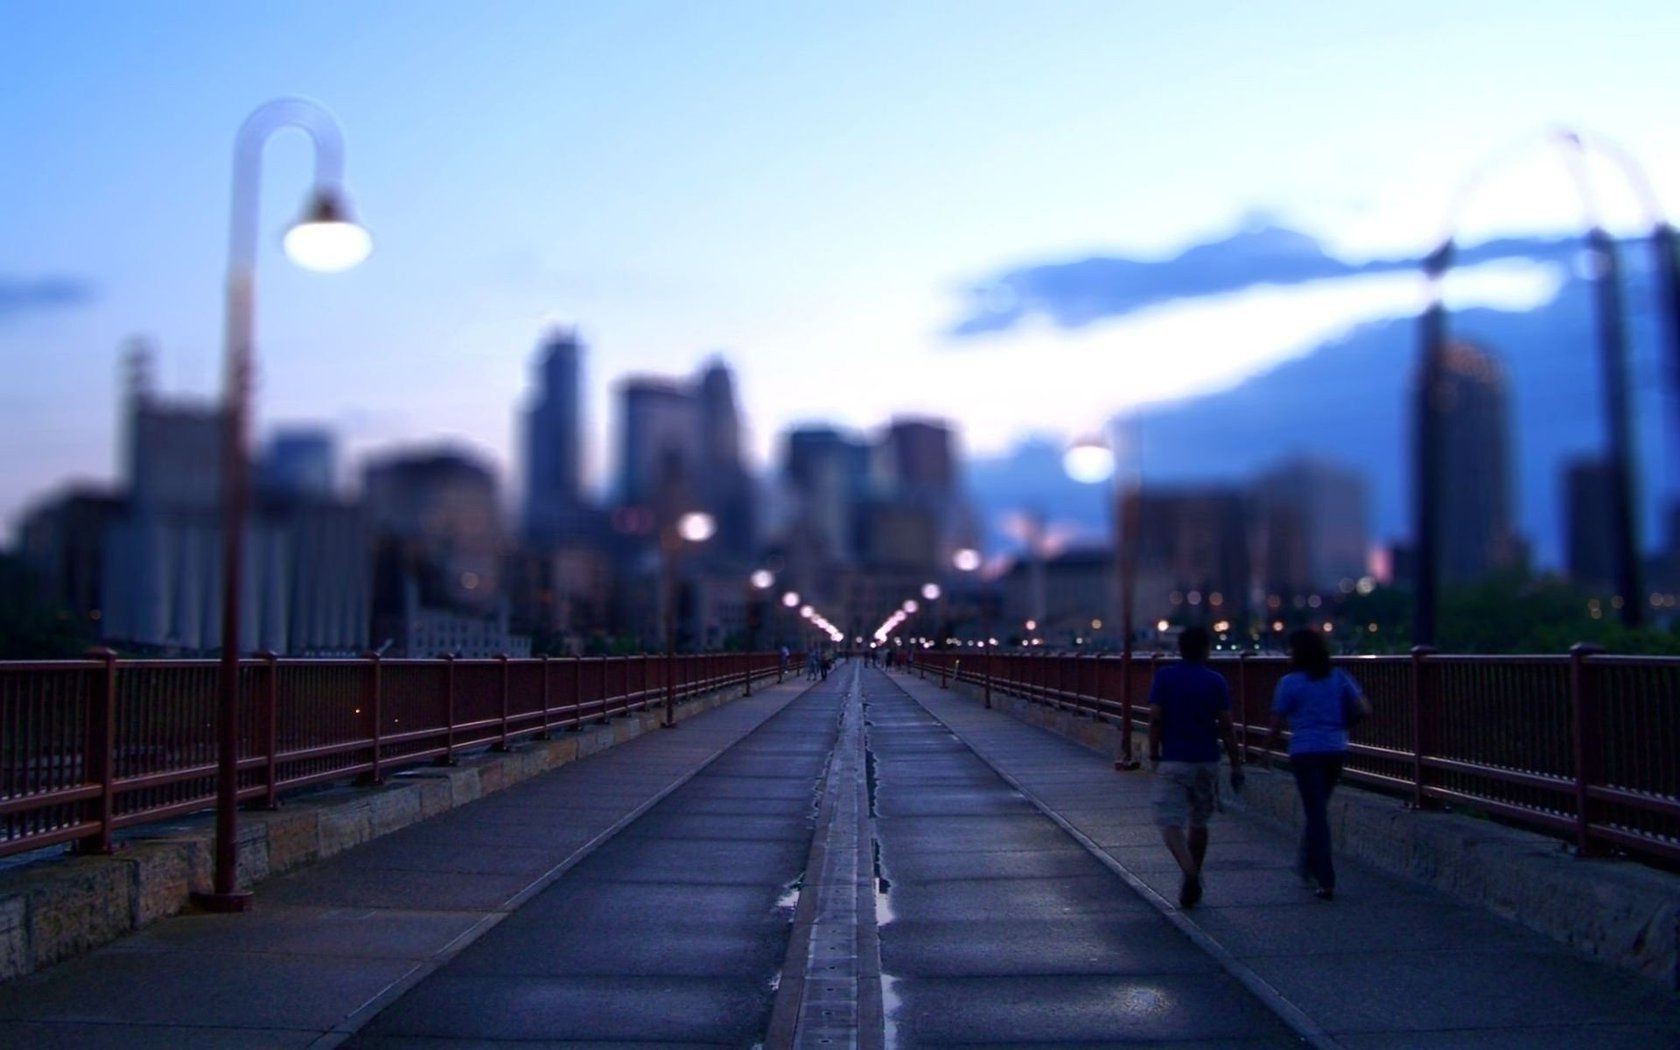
left=888, top=667, right=1680, bottom=1048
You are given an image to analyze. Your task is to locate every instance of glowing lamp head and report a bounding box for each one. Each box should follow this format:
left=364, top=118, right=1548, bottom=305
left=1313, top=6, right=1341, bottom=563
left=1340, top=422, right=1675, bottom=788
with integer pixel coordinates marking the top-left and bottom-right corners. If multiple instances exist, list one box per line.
left=782, top=591, right=800, bottom=608
left=920, top=582, right=941, bottom=601
left=284, top=189, right=372, bottom=272
left=1063, top=438, right=1116, bottom=485
left=902, top=599, right=919, bottom=614
left=799, top=605, right=814, bottom=619
left=676, top=511, right=716, bottom=543
left=952, top=548, right=982, bottom=573
left=750, top=569, right=775, bottom=590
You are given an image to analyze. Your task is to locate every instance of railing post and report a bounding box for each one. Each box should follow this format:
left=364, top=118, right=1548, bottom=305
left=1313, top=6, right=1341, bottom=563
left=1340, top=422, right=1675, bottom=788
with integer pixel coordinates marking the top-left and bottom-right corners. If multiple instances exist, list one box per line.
left=1236, top=650, right=1250, bottom=757
left=1570, top=642, right=1606, bottom=855
left=537, top=654, right=552, bottom=739
left=662, top=652, right=676, bottom=728
left=75, top=647, right=117, bottom=855
left=439, top=654, right=457, bottom=766
left=1409, top=645, right=1438, bottom=809
left=940, top=654, right=949, bottom=689
left=494, top=653, right=511, bottom=751
left=983, top=652, right=993, bottom=708
left=262, top=651, right=281, bottom=803
left=359, top=649, right=383, bottom=787
left=585, top=657, right=602, bottom=725
left=743, top=651, right=752, bottom=696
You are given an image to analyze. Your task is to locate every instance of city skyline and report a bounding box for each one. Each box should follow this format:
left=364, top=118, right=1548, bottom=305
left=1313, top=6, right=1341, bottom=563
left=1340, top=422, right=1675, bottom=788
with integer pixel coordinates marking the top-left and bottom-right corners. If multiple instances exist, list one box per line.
left=6, top=4, right=1680, bottom=539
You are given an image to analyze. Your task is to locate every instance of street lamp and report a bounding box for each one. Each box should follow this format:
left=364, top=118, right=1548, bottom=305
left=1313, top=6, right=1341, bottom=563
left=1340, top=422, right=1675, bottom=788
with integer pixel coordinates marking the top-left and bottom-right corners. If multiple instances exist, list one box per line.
left=1065, top=426, right=1141, bottom=768
left=1415, top=127, right=1678, bottom=640
left=662, top=510, right=715, bottom=726
left=202, top=99, right=371, bottom=913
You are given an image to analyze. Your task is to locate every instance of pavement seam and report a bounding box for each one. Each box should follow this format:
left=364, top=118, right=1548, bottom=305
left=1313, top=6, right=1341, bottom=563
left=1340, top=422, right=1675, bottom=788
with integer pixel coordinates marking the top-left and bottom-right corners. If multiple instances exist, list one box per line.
left=886, top=671, right=1337, bottom=1050
left=767, top=662, right=885, bottom=1050
left=307, top=682, right=817, bottom=1049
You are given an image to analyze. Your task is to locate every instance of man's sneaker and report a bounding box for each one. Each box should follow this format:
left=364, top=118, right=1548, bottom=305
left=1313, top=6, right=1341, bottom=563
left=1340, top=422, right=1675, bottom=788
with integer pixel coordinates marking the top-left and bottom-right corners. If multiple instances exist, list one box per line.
left=1179, top=873, right=1203, bottom=908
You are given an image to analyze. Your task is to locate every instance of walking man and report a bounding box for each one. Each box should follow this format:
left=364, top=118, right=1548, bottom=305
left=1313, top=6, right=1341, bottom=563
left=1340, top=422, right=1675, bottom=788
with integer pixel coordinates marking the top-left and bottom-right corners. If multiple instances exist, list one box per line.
left=1147, top=626, right=1244, bottom=908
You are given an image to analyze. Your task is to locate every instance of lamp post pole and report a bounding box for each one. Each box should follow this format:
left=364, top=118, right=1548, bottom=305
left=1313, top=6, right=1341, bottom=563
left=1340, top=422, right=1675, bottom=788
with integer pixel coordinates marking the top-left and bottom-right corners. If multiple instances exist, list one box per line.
left=200, top=99, right=370, bottom=913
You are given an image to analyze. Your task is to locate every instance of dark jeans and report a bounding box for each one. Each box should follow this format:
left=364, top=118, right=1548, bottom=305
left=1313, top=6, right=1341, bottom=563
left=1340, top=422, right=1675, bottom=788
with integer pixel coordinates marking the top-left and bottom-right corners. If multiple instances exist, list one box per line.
left=1290, top=752, right=1345, bottom=890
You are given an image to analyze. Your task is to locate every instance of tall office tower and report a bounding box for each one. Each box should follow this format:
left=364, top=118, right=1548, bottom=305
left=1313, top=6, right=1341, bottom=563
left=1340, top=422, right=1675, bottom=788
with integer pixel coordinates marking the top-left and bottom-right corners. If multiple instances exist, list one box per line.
left=784, top=426, right=870, bottom=564
left=1256, top=456, right=1369, bottom=596
left=1563, top=457, right=1616, bottom=592
left=1436, top=341, right=1522, bottom=583
left=617, top=377, right=701, bottom=523
left=363, top=446, right=504, bottom=609
left=881, top=417, right=957, bottom=501
left=1126, top=485, right=1252, bottom=622
left=261, top=427, right=336, bottom=498
left=696, top=358, right=756, bottom=558
left=522, top=328, right=584, bottom=544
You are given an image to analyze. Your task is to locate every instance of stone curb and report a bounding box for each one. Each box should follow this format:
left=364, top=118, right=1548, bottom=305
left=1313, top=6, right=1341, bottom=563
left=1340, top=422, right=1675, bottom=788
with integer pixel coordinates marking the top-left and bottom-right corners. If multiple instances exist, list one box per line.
left=935, top=676, right=1679, bottom=990
left=0, top=680, right=760, bottom=983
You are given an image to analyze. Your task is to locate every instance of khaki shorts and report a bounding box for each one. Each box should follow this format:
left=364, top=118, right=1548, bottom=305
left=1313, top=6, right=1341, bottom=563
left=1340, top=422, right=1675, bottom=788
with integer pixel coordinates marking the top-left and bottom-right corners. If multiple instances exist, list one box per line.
left=1152, top=761, right=1220, bottom=829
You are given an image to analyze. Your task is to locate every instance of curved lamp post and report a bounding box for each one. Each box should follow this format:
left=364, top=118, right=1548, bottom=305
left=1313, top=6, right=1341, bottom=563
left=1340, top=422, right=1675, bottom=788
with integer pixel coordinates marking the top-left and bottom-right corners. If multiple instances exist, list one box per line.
left=1414, top=127, right=1677, bottom=643
left=200, top=99, right=371, bottom=913
left=661, top=511, right=715, bottom=727
left=1064, top=428, right=1142, bottom=768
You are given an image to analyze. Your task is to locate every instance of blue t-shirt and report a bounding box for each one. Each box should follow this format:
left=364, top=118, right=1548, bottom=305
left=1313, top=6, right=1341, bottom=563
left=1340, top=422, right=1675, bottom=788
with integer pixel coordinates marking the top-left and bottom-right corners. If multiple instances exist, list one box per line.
left=1271, top=669, right=1363, bottom=755
left=1148, top=663, right=1230, bottom=763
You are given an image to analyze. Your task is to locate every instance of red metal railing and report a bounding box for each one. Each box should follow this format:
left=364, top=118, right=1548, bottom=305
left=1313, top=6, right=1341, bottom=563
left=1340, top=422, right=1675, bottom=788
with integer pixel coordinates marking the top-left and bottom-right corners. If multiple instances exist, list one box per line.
left=920, top=648, right=1680, bottom=865
left=0, top=651, right=781, bottom=859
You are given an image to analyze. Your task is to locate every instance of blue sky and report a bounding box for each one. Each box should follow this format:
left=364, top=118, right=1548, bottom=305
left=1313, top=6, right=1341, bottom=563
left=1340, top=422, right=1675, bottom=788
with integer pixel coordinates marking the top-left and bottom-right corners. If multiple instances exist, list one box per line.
left=3, top=2, right=1679, bottom=534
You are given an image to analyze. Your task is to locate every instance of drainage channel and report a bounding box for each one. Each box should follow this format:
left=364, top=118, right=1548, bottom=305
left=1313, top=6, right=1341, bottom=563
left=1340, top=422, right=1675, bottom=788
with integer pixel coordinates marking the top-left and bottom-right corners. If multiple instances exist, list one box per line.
left=768, top=661, right=885, bottom=1049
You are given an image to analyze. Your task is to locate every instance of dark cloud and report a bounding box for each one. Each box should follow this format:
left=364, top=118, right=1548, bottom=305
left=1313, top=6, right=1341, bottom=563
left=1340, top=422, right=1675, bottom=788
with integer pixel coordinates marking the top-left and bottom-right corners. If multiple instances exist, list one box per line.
left=0, top=276, right=96, bottom=322
left=947, top=222, right=1574, bottom=337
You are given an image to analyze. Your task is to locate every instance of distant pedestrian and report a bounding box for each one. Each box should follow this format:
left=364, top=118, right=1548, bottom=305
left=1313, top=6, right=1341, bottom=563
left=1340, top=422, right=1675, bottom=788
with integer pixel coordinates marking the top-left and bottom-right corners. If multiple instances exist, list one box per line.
left=779, top=644, right=790, bottom=676
left=820, top=651, right=831, bottom=680
left=805, top=647, right=821, bottom=681
left=1147, top=626, right=1245, bottom=909
left=884, top=649, right=895, bottom=671
left=1265, top=629, right=1371, bottom=901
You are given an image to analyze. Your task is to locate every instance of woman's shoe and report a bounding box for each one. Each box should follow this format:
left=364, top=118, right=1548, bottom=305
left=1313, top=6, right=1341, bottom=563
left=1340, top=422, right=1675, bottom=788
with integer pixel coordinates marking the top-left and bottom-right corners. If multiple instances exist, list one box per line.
left=1179, top=873, right=1203, bottom=908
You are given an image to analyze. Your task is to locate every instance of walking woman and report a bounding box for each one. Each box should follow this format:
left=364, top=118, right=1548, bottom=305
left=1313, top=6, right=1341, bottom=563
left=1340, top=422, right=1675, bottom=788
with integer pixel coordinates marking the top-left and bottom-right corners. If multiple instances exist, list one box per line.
left=1265, top=629, right=1371, bottom=900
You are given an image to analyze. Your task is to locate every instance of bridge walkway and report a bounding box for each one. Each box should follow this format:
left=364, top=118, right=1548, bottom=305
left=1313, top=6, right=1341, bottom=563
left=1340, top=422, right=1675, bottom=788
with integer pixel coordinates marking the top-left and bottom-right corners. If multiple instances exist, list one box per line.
left=0, top=662, right=1675, bottom=1046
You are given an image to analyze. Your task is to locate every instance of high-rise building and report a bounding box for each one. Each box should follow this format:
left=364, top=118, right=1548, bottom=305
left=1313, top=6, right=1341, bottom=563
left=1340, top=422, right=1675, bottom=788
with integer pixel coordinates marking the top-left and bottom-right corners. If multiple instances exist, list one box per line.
left=1255, top=456, right=1368, bottom=596
left=616, top=377, right=700, bottom=522
left=695, top=359, right=755, bottom=559
left=1127, top=485, right=1251, bottom=622
left=363, top=446, right=504, bottom=609
left=784, top=426, right=870, bottom=564
left=881, top=417, right=957, bottom=502
left=1435, top=341, right=1522, bottom=583
left=1564, top=457, right=1616, bottom=592
left=522, top=328, right=585, bottom=544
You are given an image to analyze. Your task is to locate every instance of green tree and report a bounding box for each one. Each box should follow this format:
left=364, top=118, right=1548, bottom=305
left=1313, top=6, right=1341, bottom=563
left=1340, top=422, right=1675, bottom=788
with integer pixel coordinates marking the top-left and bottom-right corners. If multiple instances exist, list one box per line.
left=0, top=554, right=93, bottom=659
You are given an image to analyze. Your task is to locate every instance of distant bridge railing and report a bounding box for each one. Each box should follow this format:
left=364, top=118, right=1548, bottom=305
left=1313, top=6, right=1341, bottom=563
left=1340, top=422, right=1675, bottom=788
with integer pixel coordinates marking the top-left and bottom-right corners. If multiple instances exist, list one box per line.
left=915, top=648, right=1680, bottom=865
left=0, top=651, right=782, bottom=860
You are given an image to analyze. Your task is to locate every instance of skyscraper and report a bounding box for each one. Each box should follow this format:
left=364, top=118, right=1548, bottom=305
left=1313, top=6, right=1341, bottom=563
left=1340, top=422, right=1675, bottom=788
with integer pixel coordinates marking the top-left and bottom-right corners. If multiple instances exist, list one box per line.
left=1256, top=456, right=1368, bottom=596
left=1564, top=457, right=1615, bottom=592
left=616, top=377, right=700, bottom=523
left=695, top=359, right=756, bottom=558
left=522, top=328, right=584, bottom=544
left=784, top=425, right=870, bottom=564
left=1436, top=341, right=1522, bottom=583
